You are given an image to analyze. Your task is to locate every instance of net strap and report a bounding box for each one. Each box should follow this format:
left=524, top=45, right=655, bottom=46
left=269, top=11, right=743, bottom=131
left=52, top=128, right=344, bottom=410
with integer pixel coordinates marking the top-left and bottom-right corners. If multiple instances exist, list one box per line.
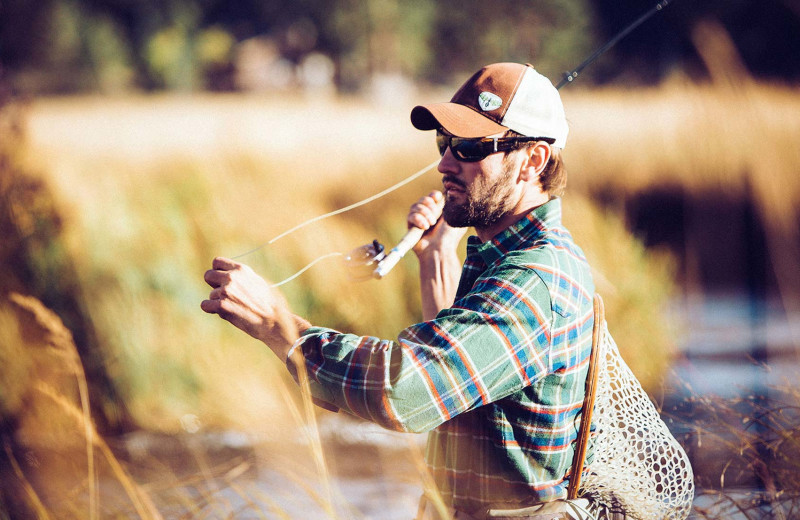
left=568, top=293, right=605, bottom=500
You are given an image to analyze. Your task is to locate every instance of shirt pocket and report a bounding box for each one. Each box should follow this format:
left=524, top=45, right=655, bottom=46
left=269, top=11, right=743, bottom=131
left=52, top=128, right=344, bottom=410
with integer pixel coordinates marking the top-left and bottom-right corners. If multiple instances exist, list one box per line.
left=550, top=276, right=579, bottom=319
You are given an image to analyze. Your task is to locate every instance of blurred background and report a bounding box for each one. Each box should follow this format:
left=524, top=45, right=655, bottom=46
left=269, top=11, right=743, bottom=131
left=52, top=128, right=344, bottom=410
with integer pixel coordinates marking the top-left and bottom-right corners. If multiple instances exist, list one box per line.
left=1, top=0, right=799, bottom=518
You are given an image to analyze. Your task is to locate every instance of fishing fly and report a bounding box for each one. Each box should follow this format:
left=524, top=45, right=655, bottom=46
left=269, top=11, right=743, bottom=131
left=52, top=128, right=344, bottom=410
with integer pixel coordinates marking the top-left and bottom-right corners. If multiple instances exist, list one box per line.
left=237, top=0, right=676, bottom=286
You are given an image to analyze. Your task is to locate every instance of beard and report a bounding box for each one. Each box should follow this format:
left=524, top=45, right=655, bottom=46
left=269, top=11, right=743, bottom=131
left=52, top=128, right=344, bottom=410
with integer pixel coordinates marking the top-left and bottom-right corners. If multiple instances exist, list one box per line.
left=442, top=160, right=517, bottom=229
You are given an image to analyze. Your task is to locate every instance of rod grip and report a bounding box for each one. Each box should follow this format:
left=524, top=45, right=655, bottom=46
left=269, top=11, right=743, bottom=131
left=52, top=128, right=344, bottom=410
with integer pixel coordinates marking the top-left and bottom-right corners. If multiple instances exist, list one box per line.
left=373, top=227, right=425, bottom=279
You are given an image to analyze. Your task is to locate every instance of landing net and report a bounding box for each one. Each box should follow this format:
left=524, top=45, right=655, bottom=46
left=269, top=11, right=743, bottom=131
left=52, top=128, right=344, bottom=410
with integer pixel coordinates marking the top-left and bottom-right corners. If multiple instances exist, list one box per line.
left=581, top=322, right=695, bottom=520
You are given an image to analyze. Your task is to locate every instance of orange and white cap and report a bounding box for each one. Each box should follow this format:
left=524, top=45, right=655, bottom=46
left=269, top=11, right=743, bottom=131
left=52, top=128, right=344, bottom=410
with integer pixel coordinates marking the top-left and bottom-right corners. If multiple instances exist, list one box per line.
left=411, top=63, right=568, bottom=148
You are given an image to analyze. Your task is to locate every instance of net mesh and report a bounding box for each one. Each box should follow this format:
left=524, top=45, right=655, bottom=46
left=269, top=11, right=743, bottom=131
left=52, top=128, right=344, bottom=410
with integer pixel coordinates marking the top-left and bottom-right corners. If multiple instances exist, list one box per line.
left=581, top=322, right=695, bottom=520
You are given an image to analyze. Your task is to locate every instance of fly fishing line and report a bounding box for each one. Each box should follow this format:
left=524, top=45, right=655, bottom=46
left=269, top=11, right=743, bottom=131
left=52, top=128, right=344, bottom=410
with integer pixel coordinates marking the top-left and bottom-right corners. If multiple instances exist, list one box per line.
left=231, top=159, right=439, bottom=287
left=232, top=159, right=439, bottom=260
left=235, top=0, right=677, bottom=286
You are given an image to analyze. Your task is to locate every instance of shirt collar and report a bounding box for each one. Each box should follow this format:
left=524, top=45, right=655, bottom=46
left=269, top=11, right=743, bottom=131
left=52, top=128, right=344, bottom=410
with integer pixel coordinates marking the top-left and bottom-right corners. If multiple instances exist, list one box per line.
left=466, top=197, right=563, bottom=266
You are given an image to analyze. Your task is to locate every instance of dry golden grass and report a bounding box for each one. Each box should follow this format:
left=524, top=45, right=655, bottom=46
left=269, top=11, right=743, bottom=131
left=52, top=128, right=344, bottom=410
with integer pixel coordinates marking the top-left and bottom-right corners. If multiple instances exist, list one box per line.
left=5, top=70, right=799, bottom=517
left=20, top=79, right=797, bottom=428
left=565, top=79, right=800, bottom=346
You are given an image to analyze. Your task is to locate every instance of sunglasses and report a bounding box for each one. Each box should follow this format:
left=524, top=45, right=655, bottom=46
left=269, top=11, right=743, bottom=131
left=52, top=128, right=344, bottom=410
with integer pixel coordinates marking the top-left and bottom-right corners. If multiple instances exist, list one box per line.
left=436, top=131, right=554, bottom=162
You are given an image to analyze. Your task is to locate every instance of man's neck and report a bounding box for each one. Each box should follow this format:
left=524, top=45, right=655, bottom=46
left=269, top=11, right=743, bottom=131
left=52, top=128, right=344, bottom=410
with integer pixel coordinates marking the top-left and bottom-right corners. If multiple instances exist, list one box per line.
left=474, top=193, right=551, bottom=242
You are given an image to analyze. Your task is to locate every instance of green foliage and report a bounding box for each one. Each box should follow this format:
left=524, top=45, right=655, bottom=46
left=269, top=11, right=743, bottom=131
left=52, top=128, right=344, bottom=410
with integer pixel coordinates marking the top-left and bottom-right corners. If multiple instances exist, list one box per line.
left=83, top=14, right=137, bottom=93
left=4, top=0, right=800, bottom=94
left=146, top=24, right=200, bottom=90
left=196, top=26, right=235, bottom=67
left=1, top=0, right=597, bottom=94
left=424, top=0, right=595, bottom=82
left=69, top=164, right=229, bottom=424
left=143, top=5, right=235, bottom=90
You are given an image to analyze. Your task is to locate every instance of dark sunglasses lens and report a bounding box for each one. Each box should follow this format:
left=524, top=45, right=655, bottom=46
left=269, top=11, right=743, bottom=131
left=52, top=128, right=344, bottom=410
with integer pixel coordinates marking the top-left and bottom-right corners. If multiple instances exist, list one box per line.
left=451, top=138, right=488, bottom=162
left=436, top=132, right=488, bottom=162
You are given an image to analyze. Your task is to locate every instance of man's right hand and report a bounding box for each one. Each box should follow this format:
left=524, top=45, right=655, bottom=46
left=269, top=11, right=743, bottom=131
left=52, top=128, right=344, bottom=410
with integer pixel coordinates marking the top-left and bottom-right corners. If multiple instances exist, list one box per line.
left=407, top=191, right=467, bottom=320
left=407, top=191, right=467, bottom=259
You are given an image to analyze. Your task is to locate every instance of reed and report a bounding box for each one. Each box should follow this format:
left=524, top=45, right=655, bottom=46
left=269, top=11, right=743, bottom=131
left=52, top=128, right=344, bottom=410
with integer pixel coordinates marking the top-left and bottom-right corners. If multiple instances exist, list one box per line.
left=675, top=384, right=800, bottom=519
left=4, top=71, right=799, bottom=517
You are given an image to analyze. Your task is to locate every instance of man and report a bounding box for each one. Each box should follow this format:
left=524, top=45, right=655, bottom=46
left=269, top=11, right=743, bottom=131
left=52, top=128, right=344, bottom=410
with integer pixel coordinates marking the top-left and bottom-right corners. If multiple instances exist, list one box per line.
left=202, top=62, right=596, bottom=520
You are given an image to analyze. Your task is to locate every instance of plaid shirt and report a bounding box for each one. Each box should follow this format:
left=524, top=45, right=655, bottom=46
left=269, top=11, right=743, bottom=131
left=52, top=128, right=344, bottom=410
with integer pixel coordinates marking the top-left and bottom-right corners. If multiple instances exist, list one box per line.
left=289, top=198, right=595, bottom=515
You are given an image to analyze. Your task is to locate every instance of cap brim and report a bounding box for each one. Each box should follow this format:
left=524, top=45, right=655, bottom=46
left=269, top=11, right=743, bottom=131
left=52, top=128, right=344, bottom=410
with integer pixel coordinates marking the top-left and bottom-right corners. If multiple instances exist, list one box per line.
left=411, top=103, right=508, bottom=138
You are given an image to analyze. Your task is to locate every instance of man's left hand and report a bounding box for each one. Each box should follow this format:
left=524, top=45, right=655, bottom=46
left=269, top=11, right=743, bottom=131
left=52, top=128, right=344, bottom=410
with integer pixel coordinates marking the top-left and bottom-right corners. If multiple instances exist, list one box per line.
left=201, top=257, right=307, bottom=359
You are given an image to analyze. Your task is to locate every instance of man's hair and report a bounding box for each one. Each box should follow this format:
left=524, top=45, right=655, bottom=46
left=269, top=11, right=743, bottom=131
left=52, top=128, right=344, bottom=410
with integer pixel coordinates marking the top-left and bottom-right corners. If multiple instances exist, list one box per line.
left=504, top=130, right=566, bottom=197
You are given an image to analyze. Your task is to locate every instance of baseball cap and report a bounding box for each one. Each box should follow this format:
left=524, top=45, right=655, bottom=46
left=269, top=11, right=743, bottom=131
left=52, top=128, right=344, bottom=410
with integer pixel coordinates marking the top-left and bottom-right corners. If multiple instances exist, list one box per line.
left=410, top=63, right=568, bottom=148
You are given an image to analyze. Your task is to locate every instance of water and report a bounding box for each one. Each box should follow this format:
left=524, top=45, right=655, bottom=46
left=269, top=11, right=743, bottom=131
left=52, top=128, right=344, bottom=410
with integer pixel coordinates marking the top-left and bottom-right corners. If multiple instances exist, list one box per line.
left=665, top=292, right=800, bottom=519
left=117, top=422, right=425, bottom=519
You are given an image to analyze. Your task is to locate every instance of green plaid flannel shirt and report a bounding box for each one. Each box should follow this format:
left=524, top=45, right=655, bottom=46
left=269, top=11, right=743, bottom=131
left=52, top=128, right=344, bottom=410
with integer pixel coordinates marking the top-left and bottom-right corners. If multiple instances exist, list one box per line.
left=289, top=198, right=595, bottom=515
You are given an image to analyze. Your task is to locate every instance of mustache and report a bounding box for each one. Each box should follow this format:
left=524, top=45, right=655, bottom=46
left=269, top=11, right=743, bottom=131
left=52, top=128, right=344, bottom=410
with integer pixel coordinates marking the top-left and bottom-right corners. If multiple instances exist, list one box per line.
left=442, top=176, right=466, bottom=189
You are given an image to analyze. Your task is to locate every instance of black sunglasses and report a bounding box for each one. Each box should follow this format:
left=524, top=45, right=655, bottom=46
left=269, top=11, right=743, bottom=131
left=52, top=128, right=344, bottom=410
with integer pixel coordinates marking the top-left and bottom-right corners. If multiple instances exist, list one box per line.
left=436, top=131, right=554, bottom=162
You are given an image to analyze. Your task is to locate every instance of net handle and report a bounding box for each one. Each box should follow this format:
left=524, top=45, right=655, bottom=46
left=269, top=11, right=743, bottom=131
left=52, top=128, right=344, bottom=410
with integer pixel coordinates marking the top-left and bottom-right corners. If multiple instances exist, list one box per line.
left=568, top=293, right=605, bottom=500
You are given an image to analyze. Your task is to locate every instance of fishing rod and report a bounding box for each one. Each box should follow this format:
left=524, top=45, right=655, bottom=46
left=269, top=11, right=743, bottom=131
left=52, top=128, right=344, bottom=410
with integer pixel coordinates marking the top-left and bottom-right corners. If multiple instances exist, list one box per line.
left=250, top=0, right=676, bottom=285
left=556, top=0, right=675, bottom=89
left=351, top=0, right=677, bottom=281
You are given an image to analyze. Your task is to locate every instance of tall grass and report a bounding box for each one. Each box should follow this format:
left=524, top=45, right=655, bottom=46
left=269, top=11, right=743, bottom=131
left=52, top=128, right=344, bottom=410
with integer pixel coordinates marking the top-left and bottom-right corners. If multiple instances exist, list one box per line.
left=3, top=70, right=799, bottom=517
left=677, top=384, right=800, bottom=519
left=22, top=93, right=681, bottom=389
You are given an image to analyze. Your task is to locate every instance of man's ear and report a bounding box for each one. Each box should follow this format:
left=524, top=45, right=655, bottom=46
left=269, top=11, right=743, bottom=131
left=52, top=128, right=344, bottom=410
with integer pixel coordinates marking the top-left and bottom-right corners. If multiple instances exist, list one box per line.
left=518, top=142, right=552, bottom=182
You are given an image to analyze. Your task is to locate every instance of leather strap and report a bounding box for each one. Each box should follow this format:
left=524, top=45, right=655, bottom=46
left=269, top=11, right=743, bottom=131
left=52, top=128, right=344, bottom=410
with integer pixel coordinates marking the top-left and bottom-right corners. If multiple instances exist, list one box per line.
left=567, top=294, right=604, bottom=500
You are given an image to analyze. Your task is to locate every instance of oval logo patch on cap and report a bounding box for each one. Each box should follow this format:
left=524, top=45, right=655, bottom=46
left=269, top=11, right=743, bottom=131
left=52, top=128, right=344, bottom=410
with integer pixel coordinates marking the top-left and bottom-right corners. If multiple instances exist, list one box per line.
left=478, top=91, right=502, bottom=111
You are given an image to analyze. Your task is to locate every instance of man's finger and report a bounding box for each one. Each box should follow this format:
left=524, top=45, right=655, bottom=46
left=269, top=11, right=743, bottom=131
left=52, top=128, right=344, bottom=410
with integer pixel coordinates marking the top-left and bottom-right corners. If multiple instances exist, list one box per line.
left=204, top=268, right=229, bottom=288
left=420, top=193, right=444, bottom=216
left=408, top=213, right=430, bottom=231
left=212, top=256, right=240, bottom=271
left=208, top=286, right=226, bottom=300
left=200, top=298, right=221, bottom=314
left=201, top=297, right=240, bottom=319
left=410, top=208, right=442, bottom=231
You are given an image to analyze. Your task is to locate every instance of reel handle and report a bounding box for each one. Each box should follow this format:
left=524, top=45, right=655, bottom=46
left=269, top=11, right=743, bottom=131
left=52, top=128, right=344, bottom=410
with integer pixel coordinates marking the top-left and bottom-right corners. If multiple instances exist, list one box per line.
left=373, top=227, right=425, bottom=279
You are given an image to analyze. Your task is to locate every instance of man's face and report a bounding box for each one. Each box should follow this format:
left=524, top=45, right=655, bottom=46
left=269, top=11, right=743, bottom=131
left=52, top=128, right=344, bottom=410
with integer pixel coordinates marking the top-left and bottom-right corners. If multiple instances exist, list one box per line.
left=439, top=139, right=521, bottom=229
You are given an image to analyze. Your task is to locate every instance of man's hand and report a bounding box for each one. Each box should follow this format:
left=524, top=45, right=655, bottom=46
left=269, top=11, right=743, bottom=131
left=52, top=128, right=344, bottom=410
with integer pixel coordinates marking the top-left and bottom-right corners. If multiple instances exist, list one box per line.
left=407, top=191, right=467, bottom=259
left=407, top=191, right=467, bottom=320
left=201, top=257, right=308, bottom=360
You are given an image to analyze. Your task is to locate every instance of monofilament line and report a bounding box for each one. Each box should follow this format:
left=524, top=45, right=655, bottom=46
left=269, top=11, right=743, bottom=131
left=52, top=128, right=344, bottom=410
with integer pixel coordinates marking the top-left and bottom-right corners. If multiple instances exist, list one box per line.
left=232, top=159, right=439, bottom=259
left=270, top=252, right=344, bottom=287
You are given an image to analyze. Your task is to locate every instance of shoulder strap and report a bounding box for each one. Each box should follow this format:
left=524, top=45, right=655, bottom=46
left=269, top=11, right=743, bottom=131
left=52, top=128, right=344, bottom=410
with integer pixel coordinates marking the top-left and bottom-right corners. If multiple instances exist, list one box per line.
left=567, top=293, right=604, bottom=500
